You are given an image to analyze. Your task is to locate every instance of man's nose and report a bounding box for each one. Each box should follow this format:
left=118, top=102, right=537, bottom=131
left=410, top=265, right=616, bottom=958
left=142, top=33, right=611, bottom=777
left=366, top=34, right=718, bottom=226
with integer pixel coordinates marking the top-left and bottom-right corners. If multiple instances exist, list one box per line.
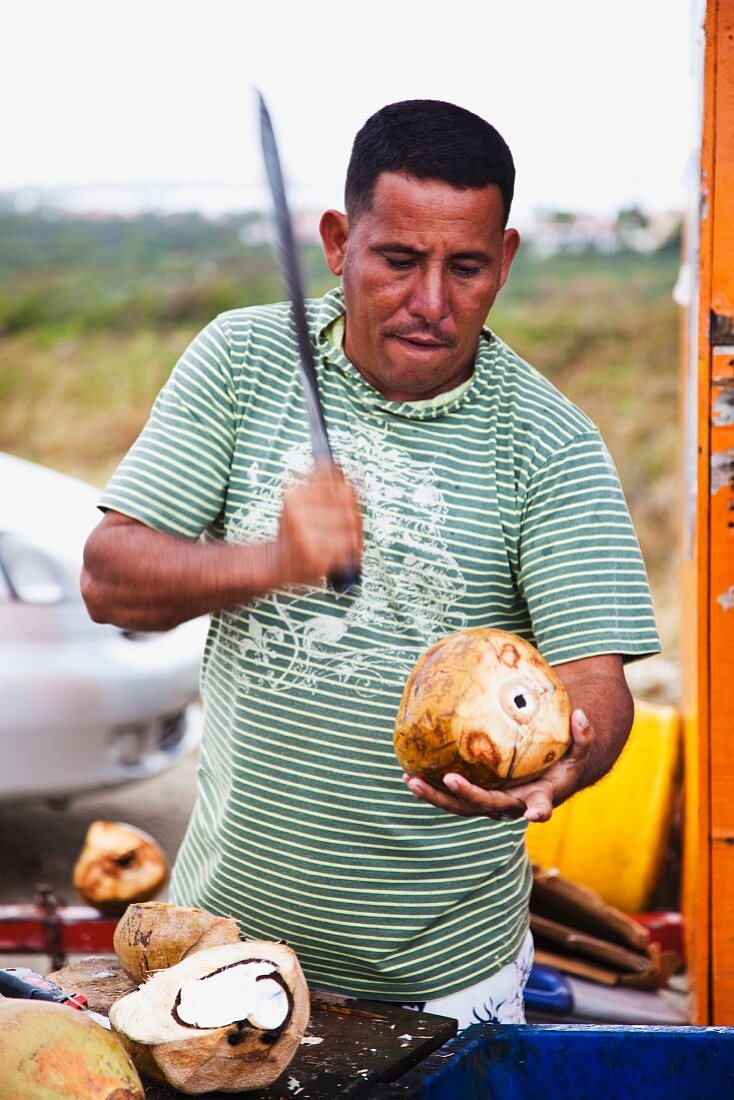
left=408, top=269, right=450, bottom=324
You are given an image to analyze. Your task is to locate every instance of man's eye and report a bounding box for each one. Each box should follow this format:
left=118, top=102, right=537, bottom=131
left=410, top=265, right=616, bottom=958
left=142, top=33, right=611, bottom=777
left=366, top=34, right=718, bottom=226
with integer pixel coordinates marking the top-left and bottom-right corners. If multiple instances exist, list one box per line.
left=452, top=265, right=481, bottom=278
left=385, top=257, right=415, bottom=270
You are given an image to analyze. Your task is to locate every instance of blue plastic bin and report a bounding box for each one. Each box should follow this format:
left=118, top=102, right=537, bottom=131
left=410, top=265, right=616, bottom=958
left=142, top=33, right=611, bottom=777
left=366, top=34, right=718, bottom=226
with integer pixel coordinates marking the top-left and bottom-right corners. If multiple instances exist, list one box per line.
left=371, top=1024, right=734, bottom=1099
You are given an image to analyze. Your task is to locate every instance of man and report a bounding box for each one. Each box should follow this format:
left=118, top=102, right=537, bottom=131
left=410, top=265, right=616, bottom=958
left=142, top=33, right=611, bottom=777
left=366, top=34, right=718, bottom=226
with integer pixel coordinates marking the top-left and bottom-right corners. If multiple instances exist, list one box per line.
left=82, top=100, right=660, bottom=1027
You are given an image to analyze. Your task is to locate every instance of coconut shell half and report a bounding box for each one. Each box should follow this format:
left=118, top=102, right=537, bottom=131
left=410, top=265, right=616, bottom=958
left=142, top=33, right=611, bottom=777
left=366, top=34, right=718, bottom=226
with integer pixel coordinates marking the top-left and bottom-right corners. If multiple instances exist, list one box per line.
left=108, top=940, right=310, bottom=1094
left=114, top=902, right=241, bottom=984
left=48, top=955, right=136, bottom=1014
left=394, top=628, right=571, bottom=791
left=73, top=821, right=168, bottom=915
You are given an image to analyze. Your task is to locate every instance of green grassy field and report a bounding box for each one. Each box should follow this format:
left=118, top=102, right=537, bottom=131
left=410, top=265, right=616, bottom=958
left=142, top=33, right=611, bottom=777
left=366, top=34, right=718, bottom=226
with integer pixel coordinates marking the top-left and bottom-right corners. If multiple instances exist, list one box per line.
left=0, top=211, right=681, bottom=651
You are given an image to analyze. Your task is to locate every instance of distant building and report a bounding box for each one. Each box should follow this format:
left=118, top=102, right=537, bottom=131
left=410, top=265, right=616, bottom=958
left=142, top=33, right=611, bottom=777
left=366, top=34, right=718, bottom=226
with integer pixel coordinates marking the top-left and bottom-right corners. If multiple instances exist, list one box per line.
left=527, top=208, right=682, bottom=256
left=238, top=208, right=324, bottom=248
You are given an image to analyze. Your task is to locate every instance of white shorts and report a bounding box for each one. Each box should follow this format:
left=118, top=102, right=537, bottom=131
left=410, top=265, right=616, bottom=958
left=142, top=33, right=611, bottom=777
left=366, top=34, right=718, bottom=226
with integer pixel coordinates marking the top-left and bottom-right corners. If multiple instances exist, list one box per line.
left=400, top=930, right=534, bottom=1029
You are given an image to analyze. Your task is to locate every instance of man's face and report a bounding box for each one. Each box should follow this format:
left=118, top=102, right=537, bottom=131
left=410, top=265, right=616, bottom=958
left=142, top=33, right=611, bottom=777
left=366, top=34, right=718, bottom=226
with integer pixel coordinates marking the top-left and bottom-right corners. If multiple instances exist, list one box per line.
left=320, top=172, right=520, bottom=402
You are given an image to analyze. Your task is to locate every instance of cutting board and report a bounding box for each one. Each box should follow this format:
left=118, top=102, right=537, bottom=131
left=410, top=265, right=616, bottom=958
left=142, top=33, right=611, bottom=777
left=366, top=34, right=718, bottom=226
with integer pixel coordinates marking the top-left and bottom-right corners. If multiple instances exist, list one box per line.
left=49, top=956, right=457, bottom=1099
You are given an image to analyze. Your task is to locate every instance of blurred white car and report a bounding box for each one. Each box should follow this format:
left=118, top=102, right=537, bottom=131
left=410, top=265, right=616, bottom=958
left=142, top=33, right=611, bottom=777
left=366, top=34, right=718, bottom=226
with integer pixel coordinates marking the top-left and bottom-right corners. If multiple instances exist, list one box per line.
left=0, top=452, right=206, bottom=806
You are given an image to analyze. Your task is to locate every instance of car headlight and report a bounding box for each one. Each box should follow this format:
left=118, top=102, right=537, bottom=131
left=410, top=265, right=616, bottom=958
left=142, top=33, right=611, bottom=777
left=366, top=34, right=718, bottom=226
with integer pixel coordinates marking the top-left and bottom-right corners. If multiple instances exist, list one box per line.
left=0, top=533, right=76, bottom=604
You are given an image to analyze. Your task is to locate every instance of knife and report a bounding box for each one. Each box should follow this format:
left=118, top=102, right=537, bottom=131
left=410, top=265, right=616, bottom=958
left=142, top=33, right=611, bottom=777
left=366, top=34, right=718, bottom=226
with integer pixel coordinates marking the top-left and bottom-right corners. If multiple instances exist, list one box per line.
left=257, top=90, right=360, bottom=593
left=0, top=967, right=111, bottom=1028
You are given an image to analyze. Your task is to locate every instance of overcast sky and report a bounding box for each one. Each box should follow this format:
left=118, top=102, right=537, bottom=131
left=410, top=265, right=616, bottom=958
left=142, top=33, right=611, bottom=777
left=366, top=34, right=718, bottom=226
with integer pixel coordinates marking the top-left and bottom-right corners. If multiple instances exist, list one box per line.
left=4, top=0, right=701, bottom=225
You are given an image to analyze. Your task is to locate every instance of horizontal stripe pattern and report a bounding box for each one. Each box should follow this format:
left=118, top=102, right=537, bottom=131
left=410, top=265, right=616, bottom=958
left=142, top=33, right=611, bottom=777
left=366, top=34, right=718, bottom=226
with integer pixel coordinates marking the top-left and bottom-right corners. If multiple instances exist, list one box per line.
left=99, top=287, right=659, bottom=999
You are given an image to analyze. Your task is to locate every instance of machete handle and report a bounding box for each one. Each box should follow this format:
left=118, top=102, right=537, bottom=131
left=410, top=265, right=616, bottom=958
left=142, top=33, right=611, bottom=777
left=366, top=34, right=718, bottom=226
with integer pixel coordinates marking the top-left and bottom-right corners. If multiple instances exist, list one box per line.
left=0, top=967, right=70, bottom=1004
left=329, top=563, right=361, bottom=594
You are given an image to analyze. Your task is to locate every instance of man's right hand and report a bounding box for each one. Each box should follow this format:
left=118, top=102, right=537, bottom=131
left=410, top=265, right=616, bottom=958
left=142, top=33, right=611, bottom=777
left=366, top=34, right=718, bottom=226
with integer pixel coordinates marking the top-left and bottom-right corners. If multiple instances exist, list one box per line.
left=81, top=464, right=363, bottom=633
left=274, top=464, right=363, bottom=587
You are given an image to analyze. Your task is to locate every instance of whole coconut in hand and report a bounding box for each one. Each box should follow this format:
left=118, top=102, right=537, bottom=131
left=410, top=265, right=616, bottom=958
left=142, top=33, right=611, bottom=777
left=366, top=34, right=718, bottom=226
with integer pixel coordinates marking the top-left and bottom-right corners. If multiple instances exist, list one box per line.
left=394, top=628, right=571, bottom=792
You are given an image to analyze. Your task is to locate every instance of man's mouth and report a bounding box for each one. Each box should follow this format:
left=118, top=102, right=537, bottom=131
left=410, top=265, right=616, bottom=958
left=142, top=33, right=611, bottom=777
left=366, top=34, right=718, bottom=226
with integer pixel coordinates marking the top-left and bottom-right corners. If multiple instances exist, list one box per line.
left=398, top=336, right=444, bottom=347
left=386, top=332, right=454, bottom=351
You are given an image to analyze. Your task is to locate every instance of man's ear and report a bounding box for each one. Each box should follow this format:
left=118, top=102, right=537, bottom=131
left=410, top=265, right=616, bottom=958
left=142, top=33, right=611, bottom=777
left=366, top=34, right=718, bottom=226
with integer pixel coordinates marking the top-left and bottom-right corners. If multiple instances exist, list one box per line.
left=498, top=228, right=521, bottom=290
left=320, top=209, right=350, bottom=276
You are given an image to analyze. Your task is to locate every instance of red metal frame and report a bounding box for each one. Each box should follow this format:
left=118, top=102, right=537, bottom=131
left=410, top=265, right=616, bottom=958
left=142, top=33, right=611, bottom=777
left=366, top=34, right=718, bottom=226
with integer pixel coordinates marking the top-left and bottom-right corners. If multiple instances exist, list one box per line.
left=0, top=885, right=116, bottom=970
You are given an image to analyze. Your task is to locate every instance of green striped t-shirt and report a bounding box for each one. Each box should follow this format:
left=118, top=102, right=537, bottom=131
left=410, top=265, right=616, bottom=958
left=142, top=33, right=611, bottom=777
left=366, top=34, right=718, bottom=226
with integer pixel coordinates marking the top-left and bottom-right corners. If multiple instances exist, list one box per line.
left=99, top=287, right=660, bottom=1000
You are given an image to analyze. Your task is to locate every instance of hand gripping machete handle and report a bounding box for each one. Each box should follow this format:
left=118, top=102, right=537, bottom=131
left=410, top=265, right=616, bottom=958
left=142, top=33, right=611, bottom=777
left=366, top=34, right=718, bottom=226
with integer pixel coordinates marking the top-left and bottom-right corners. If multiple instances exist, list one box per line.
left=257, top=90, right=360, bottom=594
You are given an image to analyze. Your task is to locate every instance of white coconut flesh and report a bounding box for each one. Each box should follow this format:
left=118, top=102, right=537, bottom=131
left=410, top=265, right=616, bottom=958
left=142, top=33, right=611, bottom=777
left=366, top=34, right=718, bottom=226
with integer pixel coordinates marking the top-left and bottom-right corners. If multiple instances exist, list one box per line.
left=110, top=943, right=301, bottom=1046
left=174, top=960, right=291, bottom=1031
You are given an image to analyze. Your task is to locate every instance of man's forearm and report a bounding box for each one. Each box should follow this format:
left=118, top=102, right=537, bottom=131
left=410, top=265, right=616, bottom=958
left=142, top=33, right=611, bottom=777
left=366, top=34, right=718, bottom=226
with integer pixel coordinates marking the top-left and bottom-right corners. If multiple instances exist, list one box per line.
left=81, top=514, right=282, bottom=631
left=82, top=469, right=363, bottom=631
left=553, top=656, right=634, bottom=801
left=573, top=676, right=634, bottom=793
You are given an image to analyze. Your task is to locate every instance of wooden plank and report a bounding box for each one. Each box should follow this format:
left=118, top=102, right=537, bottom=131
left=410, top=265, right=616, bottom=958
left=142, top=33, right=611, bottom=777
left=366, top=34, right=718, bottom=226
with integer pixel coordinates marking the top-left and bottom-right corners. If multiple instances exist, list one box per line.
left=712, top=840, right=734, bottom=1019
left=533, top=948, right=618, bottom=987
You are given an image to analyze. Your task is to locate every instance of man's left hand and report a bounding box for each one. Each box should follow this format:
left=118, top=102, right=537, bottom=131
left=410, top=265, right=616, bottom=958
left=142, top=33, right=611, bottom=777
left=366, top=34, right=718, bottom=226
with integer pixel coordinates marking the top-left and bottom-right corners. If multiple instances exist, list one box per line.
left=402, top=708, right=594, bottom=823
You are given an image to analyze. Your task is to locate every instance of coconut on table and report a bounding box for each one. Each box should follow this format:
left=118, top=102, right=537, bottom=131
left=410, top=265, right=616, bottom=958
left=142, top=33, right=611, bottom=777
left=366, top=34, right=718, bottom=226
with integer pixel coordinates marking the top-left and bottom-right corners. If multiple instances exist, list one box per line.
left=46, top=954, right=456, bottom=1098
left=48, top=903, right=456, bottom=1097
left=109, top=940, right=310, bottom=1094
left=62, top=902, right=308, bottom=1095
left=0, top=998, right=144, bottom=1100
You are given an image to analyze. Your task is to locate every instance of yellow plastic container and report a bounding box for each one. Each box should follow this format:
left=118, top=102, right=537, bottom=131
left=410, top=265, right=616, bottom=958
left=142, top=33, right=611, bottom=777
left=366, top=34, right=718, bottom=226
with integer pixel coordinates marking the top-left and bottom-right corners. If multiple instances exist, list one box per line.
left=526, top=699, right=681, bottom=913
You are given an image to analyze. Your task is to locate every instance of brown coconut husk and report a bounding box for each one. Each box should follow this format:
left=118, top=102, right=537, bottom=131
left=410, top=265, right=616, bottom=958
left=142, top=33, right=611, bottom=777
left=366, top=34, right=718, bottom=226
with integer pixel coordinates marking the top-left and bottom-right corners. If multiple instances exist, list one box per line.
left=108, top=941, right=310, bottom=1094
left=394, top=627, right=571, bottom=791
left=48, top=955, right=136, bottom=1014
left=113, top=902, right=242, bottom=985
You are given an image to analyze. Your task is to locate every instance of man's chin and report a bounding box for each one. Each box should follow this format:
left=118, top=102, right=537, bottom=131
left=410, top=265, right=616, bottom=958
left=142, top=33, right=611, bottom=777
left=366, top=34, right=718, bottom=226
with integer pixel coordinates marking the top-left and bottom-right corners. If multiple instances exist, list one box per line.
left=368, top=365, right=462, bottom=403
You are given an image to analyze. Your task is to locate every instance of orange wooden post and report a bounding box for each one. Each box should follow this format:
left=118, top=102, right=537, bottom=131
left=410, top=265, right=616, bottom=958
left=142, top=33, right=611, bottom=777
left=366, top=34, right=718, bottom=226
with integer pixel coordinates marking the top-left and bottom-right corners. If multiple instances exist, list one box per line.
left=681, top=0, right=734, bottom=1025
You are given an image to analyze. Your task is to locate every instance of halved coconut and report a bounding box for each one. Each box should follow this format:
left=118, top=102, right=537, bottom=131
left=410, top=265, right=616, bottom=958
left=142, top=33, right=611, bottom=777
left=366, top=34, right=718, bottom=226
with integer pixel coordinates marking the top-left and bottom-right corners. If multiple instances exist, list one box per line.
left=109, top=941, right=310, bottom=1094
left=394, top=628, right=572, bottom=791
left=114, top=902, right=241, bottom=984
left=73, top=821, right=168, bottom=915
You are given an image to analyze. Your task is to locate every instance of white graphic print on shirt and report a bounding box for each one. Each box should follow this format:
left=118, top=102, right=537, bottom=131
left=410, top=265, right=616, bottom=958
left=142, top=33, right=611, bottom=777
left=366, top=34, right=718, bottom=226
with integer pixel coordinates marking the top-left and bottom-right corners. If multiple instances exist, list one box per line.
left=221, top=422, right=467, bottom=697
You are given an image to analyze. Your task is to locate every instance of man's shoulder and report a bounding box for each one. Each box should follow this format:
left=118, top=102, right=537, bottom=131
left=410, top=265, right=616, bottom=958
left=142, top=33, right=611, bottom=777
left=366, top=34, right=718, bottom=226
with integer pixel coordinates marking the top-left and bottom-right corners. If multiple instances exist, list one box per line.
left=214, top=288, right=343, bottom=342
left=213, top=298, right=293, bottom=337
left=486, top=331, right=598, bottom=443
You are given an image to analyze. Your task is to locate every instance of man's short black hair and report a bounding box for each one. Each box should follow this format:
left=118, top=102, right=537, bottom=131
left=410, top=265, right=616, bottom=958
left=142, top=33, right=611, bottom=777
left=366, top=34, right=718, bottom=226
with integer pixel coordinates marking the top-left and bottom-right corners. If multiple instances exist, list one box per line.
left=345, top=99, right=515, bottom=226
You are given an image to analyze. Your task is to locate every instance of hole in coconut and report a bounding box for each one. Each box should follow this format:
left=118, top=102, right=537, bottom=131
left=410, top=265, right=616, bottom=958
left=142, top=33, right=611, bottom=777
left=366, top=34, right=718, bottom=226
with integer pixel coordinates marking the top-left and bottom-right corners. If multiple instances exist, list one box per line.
left=500, top=681, right=540, bottom=725
left=260, top=1030, right=281, bottom=1045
